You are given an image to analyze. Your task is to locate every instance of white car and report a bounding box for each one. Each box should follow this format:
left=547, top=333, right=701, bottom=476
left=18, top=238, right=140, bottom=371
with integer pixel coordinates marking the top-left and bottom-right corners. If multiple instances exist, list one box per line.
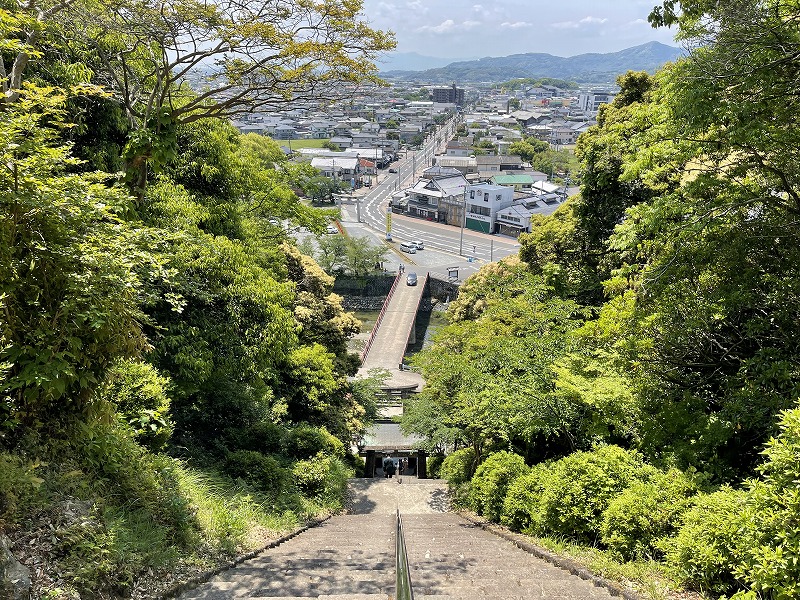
left=411, top=240, right=424, bottom=250
left=326, top=224, right=339, bottom=234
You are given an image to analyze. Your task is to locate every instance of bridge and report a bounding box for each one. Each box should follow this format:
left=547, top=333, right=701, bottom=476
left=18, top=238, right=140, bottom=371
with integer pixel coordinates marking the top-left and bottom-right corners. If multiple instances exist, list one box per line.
left=356, top=271, right=429, bottom=394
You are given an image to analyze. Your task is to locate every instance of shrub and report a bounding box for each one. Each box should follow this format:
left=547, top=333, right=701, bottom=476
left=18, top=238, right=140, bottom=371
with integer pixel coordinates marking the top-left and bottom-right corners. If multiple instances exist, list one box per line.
left=103, top=359, right=173, bottom=451
left=500, top=462, right=553, bottom=533
left=281, top=424, right=344, bottom=459
left=0, top=453, right=46, bottom=526
left=600, top=468, right=699, bottom=560
left=225, top=450, right=287, bottom=496
left=734, top=404, right=800, bottom=599
left=535, top=445, right=656, bottom=543
left=663, top=487, right=749, bottom=595
left=440, top=447, right=477, bottom=486
left=225, top=420, right=285, bottom=454
left=292, top=454, right=351, bottom=508
left=468, top=451, right=528, bottom=522
left=440, top=447, right=477, bottom=507
left=427, top=454, right=445, bottom=479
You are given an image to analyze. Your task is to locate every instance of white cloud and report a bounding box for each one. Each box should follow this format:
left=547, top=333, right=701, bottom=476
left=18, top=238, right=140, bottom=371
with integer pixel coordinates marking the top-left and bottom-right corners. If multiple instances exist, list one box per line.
left=417, top=19, right=481, bottom=34
left=405, top=0, right=427, bottom=15
left=551, top=15, right=609, bottom=30
left=500, top=21, right=533, bottom=29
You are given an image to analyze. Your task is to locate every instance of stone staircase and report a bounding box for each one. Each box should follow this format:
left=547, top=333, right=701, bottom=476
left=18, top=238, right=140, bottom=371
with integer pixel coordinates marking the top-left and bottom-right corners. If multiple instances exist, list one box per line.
left=177, top=479, right=619, bottom=600
left=178, top=513, right=394, bottom=600
left=403, top=513, right=614, bottom=600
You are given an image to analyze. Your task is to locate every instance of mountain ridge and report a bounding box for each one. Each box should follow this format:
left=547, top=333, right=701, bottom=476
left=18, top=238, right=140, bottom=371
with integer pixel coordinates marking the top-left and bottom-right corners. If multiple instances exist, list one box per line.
left=380, top=41, right=684, bottom=84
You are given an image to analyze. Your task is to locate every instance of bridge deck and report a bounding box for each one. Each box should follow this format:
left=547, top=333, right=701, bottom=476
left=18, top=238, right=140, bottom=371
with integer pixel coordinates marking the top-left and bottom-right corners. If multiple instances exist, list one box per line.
left=357, top=271, right=427, bottom=391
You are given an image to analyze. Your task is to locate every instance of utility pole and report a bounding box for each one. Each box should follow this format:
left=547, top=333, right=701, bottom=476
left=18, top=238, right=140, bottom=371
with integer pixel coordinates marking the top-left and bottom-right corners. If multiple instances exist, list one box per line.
left=459, top=189, right=466, bottom=256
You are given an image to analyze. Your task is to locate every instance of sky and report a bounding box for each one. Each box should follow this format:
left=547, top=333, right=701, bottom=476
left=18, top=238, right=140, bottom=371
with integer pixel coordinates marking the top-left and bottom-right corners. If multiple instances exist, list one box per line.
left=360, top=0, right=679, bottom=59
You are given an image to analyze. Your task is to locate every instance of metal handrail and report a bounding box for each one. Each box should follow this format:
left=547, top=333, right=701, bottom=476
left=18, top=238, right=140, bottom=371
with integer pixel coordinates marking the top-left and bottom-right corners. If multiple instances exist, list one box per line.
left=395, top=509, right=414, bottom=600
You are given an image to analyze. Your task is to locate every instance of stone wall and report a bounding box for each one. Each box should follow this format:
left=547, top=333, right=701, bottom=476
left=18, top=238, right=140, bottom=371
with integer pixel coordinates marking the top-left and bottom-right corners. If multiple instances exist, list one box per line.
left=335, top=275, right=459, bottom=312
left=333, top=275, right=396, bottom=297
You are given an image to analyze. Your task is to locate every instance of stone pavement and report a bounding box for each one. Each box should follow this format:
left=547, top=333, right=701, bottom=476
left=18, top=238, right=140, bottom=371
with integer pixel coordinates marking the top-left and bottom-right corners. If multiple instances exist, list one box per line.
left=177, top=478, right=621, bottom=600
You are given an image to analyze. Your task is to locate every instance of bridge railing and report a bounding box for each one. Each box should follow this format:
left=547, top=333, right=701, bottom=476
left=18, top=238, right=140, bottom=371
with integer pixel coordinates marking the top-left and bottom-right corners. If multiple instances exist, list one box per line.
left=360, top=272, right=402, bottom=362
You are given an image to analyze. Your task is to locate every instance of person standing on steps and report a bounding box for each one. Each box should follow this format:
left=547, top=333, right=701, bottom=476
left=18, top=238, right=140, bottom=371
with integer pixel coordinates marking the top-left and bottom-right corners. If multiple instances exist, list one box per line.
left=383, top=456, right=396, bottom=478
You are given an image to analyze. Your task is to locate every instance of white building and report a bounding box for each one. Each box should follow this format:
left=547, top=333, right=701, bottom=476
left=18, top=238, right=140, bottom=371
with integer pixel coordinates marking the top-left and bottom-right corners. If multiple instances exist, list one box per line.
left=577, top=91, right=617, bottom=115
left=465, top=182, right=514, bottom=233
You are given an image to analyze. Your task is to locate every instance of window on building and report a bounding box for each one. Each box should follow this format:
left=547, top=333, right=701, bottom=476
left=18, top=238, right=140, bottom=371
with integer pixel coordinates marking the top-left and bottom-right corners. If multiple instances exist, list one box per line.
left=496, top=194, right=502, bottom=201
left=469, top=205, right=490, bottom=216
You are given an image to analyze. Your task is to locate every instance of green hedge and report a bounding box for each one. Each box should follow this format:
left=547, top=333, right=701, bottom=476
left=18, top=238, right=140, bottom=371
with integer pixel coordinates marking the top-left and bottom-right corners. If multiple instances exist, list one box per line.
left=468, top=451, right=528, bottom=522
left=600, top=468, right=699, bottom=560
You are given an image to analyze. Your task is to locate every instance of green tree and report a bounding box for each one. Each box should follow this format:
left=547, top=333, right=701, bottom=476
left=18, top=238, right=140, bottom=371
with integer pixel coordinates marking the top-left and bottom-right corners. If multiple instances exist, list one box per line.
left=5, top=0, right=394, bottom=194
left=403, top=258, right=588, bottom=462
left=0, top=85, right=152, bottom=433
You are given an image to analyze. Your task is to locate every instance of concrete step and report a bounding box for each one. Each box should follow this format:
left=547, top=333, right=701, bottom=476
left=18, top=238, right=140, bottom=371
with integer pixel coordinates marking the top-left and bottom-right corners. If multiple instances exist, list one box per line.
left=402, top=514, right=617, bottom=600
left=179, top=485, right=620, bottom=600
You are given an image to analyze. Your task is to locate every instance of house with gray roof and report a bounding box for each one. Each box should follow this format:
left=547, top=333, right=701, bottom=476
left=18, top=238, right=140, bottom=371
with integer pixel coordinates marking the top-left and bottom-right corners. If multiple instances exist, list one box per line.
left=495, top=194, right=566, bottom=237
left=405, top=167, right=469, bottom=225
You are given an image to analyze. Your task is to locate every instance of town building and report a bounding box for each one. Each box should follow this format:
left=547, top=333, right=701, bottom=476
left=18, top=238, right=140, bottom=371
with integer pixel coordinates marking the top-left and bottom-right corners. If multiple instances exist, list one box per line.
left=432, top=84, right=465, bottom=106
left=578, top=91, right=617, bottom=114
left=465, top=182, right=514, bottom=233
left=404, top=167, right=469, bottom=225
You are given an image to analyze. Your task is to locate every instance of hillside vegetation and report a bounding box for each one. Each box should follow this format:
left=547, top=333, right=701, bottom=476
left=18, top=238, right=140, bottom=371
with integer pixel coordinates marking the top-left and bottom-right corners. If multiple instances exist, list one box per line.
left=383, top=42, right=683, bottom=84
left=403, top=2, right=800, bottom=598
left=0, top=0, right=394, bottom=597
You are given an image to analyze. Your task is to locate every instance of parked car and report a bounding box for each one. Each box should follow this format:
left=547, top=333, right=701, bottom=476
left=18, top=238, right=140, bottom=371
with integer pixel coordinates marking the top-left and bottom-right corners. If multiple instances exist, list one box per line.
left=326, top=224, right=339, bottom=234
left=406, top=272, right=418, bottom=286
left=411, top=240, right=424, bottom=250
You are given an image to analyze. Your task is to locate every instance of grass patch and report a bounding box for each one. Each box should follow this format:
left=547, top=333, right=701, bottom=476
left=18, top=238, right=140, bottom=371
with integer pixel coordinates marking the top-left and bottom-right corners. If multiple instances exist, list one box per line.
left=528, top=535, right=695, bottom=600
left=286, top=138, right=333, bottom=149
left=178, top=466, right=304, bottom=554
left=3, top=422, right=345, bottom=599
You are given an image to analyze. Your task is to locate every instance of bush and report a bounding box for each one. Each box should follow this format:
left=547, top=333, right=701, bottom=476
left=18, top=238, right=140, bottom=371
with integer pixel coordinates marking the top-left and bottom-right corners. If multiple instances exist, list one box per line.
left=663, top=487, right=749, bottom=595
left=427, top=454, right=445, bottom=479
left=468, top=451, right=528, bottom=522
left=535, top=445, right=656, bottom=543
left=440, top=447, right=477, bottom=507
left=281, top=424, right=344, bottom=459
left=600, top=468, right=699, bottom=561
left=225, top=450, right=287, bottom=496
left=225, top=420, right=285, bottom=454
left=500, top=462, right=552, bottom=533
left=732, top=404, right=800, bottom=599
left=292, top=454, right=351, bottom=508
left=0, top=453, right=46, bottom=526
left=440, top=447, right=477, bottom=486
left=103, top=359, right=173, bottom=451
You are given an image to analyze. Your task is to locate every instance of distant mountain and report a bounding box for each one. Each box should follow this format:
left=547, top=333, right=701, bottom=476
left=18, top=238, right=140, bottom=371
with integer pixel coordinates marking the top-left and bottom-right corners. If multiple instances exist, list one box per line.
left=380, top=42, right=684, bottom=84
left=375, top=52, right=471, bottom=72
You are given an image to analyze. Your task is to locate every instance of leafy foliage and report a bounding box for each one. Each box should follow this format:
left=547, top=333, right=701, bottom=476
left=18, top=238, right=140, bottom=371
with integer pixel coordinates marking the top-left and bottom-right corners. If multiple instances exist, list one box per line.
left=600, top=468, right=699, bottom=561
left=468, top=451, right=528, bottom=522
left=0, top=86, right=150, bottom=433
left=402, top=258, right=588, bottom=461
left=509, top=446, right=655, bottom=544
left=102, top=359, right=174, bottom=451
